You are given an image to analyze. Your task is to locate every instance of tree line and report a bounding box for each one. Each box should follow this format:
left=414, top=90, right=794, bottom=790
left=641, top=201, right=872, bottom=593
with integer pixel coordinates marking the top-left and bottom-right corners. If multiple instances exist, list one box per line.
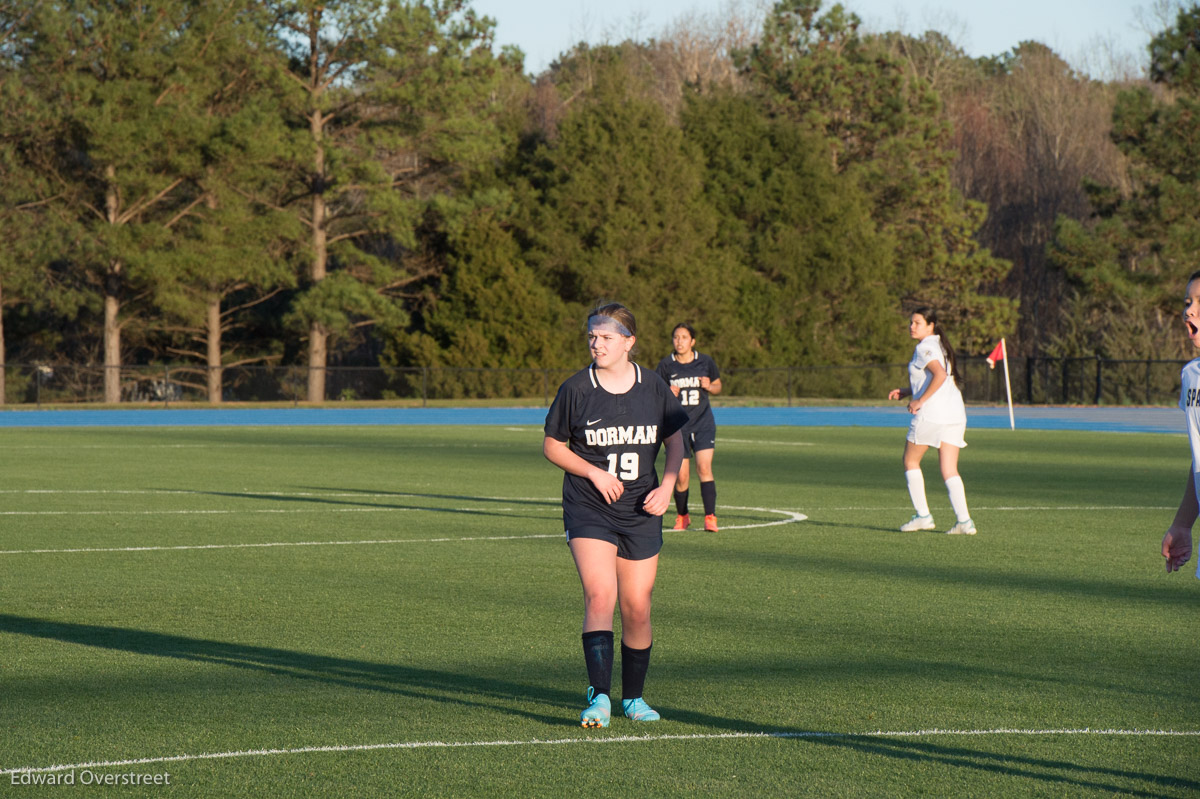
left=0, top=0, right=1196, bottom=403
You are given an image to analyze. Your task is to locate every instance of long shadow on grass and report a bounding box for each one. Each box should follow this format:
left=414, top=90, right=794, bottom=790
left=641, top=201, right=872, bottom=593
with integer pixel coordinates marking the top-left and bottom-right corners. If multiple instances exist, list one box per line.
left=648, top=705, right=1194, bottom=797
left=0, top=614, right=569, bottom=726
left=182, top=488, right=557, bottom=522
left=674, top=544, right=1200, bottom=609
left=789, top=731, right=1196, bottom=797
left=6, top=614, right=1192, bottom=795
left=301, top=487, right=557, bottom=508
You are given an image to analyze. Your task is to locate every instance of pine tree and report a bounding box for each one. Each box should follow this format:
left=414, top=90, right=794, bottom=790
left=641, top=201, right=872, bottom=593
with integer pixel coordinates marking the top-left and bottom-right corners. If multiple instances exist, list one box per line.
left=7, top=0, right=271, bottom=402
left=258, top=0, right=509, bottom=401
left=522, top=47, right=748, bottom=365
left=737, top=0, right=1015, bottom=353
left=128, top=6, right=300, bottom=402
left=1048, top=4, right=1200, bottom=360
left=682, top=89, right=902, bottom=368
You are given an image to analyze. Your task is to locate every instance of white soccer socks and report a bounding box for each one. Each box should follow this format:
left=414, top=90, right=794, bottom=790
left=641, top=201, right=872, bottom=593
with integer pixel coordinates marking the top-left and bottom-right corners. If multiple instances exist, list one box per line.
left=905, top=469, right=931, bottom=517
left=945, top=475, right=970, bottom=523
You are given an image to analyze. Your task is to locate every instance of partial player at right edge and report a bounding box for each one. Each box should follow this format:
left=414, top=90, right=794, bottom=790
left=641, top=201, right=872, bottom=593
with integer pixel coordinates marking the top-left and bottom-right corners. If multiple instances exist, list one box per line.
left=1163, top=269, right=1200, bottom=577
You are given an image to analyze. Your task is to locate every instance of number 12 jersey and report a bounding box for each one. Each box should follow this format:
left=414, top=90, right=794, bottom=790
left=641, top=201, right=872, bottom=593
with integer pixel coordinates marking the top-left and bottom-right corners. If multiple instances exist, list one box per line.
left=656, top=352, right=720, bottom=425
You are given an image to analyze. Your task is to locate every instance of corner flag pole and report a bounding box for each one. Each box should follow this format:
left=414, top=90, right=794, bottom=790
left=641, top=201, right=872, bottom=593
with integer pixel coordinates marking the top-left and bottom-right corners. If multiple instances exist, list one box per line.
left=1001, top=338, right=1014, bottom=430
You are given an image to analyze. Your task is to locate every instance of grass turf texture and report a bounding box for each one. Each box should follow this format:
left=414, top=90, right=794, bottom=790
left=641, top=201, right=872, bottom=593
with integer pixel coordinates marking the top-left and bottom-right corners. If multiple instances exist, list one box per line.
left=0, top=424, right=1197, bottom=797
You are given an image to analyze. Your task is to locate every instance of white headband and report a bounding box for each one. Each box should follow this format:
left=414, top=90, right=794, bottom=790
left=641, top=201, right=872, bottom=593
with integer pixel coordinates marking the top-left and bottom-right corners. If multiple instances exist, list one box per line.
left=588, top=315, right=632, bottom=337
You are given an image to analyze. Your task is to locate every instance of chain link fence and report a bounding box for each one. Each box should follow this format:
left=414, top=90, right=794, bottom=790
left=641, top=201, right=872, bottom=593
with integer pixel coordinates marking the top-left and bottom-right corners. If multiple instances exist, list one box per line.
left=1, top=356, right=1189, bottom=406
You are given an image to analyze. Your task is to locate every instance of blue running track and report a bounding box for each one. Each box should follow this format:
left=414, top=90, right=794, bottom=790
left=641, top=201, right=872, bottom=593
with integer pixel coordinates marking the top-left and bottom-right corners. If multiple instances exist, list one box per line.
left=0, top=405, right=1182, bottom=434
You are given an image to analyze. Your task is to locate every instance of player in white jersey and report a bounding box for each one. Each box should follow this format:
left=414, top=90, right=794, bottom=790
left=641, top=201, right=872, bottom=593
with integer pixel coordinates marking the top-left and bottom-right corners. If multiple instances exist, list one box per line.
left=1162, top=269, right=1200, bottom=577
left=544, top=303, right=688, bottom=728
left=887, top=307, right=976, bottom=535
left=655, top=323, right=723, bottom=532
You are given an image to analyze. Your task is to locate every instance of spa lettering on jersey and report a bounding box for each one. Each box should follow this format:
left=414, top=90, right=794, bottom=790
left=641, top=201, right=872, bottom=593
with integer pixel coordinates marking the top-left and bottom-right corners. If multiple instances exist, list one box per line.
left=1188, top=387, right=1200, bottom=407
left=584, top=425, right=659, bottom=447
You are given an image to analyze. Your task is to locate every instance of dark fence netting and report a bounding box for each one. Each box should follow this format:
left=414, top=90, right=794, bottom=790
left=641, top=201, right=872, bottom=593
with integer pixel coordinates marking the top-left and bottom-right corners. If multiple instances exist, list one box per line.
left=1, top=357, right=1188, bottom=406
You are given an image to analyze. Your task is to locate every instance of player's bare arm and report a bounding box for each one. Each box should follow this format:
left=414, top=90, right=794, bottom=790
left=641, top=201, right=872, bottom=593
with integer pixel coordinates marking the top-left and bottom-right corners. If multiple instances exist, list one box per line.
left=543, top=436, right=624, bottom=504
left=1164, top=469, right=1198, bottom=572
left=643, top=432, right=684, bottom=516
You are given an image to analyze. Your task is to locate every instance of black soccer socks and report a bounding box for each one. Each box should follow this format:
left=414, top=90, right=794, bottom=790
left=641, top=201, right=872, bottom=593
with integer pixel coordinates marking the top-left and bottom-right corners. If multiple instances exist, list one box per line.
left=700, top=480, right=717, bottom=516
left=621, top=641, right=652, bottom=700
left=581, top=630, right=614, bottom=696
left=674, top=489, right=689, bottom=516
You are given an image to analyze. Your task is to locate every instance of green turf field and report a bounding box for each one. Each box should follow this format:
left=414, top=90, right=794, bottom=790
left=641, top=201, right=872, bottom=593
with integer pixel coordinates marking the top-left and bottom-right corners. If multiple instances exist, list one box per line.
left=1, top=424, right=1197, bottom=797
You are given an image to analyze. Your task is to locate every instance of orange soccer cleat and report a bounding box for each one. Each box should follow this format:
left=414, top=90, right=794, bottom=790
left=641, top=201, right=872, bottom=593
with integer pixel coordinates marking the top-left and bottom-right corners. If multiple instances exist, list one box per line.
left=672, top=514, right=690, bottom=531
left=704, top=514, right=719, bottom=532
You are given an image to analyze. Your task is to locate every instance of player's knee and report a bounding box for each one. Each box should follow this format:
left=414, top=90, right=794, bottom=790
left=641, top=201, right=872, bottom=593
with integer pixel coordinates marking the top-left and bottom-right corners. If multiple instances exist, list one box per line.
left=620, top=599, right=652, bottom=628
left=583, top=587, right=617, bottom=613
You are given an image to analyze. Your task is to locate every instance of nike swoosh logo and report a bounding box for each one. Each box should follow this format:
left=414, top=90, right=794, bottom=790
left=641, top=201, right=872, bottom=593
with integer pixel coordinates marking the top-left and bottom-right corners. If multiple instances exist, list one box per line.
left=587, top=418, right=603, bottom=425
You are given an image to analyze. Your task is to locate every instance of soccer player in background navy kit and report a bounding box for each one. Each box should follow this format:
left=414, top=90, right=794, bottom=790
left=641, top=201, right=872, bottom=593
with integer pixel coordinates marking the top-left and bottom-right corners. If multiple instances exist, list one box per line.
left=656, top=323, right=723, bottom=532
left=1163, top=270, right=1200, bottom=576
left=544, top=303, right=689, bottom=728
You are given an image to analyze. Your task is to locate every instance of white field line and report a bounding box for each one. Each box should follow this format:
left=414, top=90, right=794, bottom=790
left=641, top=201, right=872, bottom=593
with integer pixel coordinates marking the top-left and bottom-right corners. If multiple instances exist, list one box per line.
left=713, top=506, right=807, bottom=530
left=3, top=728, right=1196, bottom=776
left=0, top=442, right=509, bottom=451
left=0, top=533, right=562, bottom=556
left=813, top=505, right=1174, bottom=512
left=0, top=490, right=1170, bottom=513
left=0, top=507, right=805, bottom=556
left=0, top=444, right=343, bottom=450
left=720, top=438, right=815, bottom=446
left=0, top=508, right=428, bottom=517
left=0, top=489, right=561, bottom=501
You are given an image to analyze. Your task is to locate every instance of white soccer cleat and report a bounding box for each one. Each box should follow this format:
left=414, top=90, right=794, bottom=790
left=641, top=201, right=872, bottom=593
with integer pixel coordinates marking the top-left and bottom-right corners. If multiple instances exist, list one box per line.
left=946, top=519, right=977, bottom=535
left=900, top=514, right=936, bottom=532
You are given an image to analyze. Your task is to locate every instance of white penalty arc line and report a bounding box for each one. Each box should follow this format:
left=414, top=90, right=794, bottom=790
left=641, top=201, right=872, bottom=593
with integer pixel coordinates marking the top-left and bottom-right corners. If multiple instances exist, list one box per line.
left=720, top=438, right=815, bottom=447
left=4, top=729, right=1196, bottom=776
left=0, top=508, right=806, bottom=556
left=700, top=506, right=806, bottom=531
left=815, top=505, right=1174, bottom=512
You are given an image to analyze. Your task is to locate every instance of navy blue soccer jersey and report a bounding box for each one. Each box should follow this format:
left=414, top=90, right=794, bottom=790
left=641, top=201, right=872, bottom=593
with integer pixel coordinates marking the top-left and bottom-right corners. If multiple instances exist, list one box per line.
left=545, top=363, right=689, bottom=532
left=655, top=352, right=720, bottom=424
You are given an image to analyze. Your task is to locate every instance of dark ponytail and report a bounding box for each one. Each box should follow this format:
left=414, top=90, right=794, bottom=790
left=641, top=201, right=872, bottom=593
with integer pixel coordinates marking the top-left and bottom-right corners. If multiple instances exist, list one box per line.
left=913, top=307, right=959, bottom=387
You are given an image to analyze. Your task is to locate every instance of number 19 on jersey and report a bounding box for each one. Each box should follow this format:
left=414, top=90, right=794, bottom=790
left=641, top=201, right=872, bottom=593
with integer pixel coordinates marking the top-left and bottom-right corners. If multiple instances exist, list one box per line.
left=606, top=452, right=639, bottom=480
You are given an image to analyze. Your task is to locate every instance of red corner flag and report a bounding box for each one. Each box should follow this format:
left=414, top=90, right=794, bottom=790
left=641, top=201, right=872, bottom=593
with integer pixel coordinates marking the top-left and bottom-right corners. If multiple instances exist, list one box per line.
left=986, top=340, right=1005, bottom=369
left=988, top=338, right=1015, bottom=430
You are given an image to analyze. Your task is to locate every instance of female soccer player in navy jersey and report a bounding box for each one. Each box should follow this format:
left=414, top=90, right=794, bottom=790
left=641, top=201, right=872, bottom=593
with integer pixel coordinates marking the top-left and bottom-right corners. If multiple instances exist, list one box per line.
left=543, top=303, right=689, bottom=728
left=656, top=323, right=723, bottom=532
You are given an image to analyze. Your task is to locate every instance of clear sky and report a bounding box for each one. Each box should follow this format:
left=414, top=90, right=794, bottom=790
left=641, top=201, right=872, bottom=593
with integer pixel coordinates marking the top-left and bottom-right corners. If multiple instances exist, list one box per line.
left=471, top=0, right=1162, bottom=79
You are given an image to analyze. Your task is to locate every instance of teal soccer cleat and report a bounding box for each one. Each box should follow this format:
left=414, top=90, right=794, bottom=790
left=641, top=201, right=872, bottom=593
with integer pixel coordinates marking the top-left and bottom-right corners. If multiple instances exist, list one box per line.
left=580, top=687, right=611, bottom=728
left=621, top=697, right=660, bottom=722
